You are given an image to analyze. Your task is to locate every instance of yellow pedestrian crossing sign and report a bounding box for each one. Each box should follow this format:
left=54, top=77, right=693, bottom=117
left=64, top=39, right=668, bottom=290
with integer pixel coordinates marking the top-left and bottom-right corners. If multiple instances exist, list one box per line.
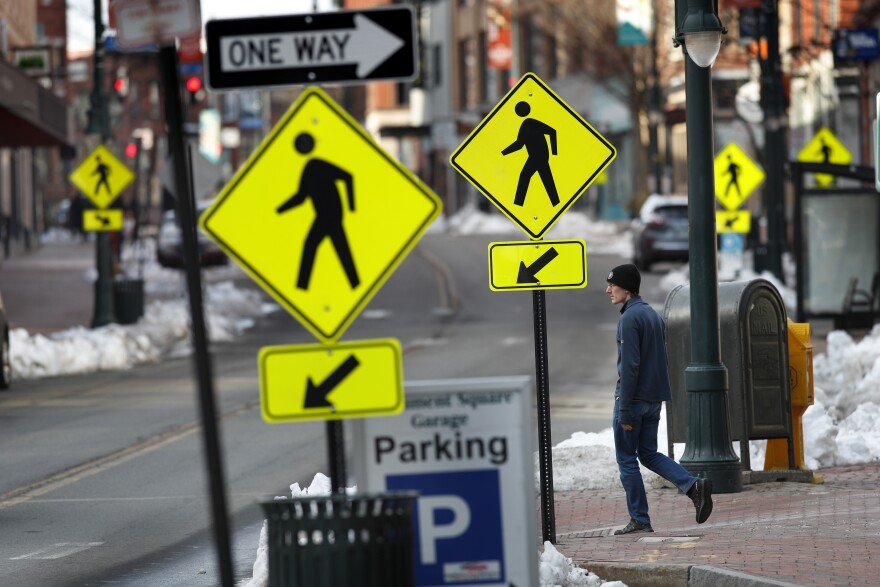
left=83, top=209, right=123, bottom=231
left=713, top=143, right=764, bottom=210
left=200, top=88, right=442, bottom=344
left=488, top=239, right=586, bottom=291
left=797, top=127, right=852, bottom=186
left=450, top=73, right=616, bottom=239
left=69, top=144, right=134, bottom=209
left=716, top=210, right=751, bottom=234
left=259, top=338, right=403, bottom=423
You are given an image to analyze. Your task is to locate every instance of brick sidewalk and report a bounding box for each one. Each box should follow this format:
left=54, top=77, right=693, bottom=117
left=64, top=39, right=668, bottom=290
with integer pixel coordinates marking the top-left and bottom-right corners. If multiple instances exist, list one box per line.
left=551, top=463, right=880, bottom=586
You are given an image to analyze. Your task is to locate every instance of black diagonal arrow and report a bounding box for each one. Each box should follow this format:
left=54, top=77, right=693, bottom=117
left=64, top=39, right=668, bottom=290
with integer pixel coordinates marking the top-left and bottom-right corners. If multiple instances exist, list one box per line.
left=304, top=354, right=360, bottom=409
left=96, top=213, right=111, bottom=227
left=725, top=215, right=738, bottom=229
left=517, top=247, right=559, bottom=283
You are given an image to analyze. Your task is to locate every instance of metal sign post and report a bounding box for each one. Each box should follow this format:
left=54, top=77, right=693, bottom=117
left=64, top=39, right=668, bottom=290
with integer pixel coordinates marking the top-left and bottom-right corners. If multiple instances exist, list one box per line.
left=450, top=72, right=614, bottom=544
left=158, top=45, right=234, bottom=587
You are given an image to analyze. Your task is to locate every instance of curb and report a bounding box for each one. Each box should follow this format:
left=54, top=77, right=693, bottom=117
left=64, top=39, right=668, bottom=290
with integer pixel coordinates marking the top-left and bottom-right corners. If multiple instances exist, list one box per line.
left=584, top=563, right=804, bottom=587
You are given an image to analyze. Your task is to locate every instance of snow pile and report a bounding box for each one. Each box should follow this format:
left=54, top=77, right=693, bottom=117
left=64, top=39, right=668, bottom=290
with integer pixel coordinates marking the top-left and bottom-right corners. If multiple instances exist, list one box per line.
left=9, top=279, right=270, bottom=380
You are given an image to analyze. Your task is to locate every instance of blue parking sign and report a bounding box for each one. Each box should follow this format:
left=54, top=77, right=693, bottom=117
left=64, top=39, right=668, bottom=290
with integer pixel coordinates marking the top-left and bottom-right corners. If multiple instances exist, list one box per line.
left=387, top=469, right=505, bottom=586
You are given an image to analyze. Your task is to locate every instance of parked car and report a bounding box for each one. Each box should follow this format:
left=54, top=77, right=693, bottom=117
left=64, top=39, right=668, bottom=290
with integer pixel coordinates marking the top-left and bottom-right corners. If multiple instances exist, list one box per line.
left=156, top=202, right=228, bottom=269
left=1, top=291, right=10, bottom=389
left=631, top=194, right=689, bottom=271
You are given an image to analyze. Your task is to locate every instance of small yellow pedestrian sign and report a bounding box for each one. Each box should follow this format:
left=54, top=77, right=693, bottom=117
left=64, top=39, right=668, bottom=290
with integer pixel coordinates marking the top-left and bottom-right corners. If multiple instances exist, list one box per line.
left=200, top=88, right=442, bottom=344
left=797, top=127, right=852, bottom=186
left=715, top=210, right=751, bottom=234
left=83, top=209, right=123, bottom=231
left=488, top=239, right=586, bottom=291
left=713, top=143, right=764, bottom=210
left=450, top=73, right=615, bottom=240
left=69, top=144, right=134, bottom=209
left=259, top=338, right=403, bottom=423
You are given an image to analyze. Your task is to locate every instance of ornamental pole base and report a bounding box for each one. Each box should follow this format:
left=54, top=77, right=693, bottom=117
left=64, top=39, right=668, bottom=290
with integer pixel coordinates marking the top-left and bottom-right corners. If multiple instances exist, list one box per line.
left=680, top=364, right=743, bottom=493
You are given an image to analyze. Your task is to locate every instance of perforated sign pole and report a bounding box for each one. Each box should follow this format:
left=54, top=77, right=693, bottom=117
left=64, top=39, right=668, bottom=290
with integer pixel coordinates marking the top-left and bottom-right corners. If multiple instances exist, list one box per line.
left=532, top=287, right=555, bottom=543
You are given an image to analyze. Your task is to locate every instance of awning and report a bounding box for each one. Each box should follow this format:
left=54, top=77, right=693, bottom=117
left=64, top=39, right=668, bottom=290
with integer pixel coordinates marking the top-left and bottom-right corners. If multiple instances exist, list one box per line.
left=0, top=58, right=73, bottom=148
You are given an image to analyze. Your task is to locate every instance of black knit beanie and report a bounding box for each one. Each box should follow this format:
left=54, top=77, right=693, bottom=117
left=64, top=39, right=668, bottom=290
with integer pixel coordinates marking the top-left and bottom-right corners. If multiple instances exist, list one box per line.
left=607, top=263, right=641, bottom=294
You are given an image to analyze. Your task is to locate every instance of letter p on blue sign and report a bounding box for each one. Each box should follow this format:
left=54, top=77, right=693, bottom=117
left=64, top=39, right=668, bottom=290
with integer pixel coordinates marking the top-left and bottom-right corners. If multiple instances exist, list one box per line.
left=387, top=469, right=505, bottom=585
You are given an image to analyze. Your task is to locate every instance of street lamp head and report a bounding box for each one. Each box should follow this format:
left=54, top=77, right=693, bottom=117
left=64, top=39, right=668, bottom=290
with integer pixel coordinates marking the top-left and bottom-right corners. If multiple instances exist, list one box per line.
left=678, top=9, right=724, bottom=68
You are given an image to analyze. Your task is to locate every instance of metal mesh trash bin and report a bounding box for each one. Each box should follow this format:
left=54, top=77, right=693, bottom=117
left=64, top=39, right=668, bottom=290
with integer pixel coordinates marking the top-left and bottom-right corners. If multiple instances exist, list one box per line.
left=259, top=492, right=418, bottom=587
left=113, top=279, right=144, bottom=325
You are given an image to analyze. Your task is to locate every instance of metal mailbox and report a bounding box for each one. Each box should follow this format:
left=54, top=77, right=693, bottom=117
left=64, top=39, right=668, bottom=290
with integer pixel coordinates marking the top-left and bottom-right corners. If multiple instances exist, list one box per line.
left=663, top=278, right=794, bottom=470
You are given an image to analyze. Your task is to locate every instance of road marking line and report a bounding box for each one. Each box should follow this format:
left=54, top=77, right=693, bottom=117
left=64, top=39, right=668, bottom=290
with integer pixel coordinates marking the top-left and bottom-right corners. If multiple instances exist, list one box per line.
left=0, top=400, right=258, bottom=511
left=10, top=542, right=104, bottom=560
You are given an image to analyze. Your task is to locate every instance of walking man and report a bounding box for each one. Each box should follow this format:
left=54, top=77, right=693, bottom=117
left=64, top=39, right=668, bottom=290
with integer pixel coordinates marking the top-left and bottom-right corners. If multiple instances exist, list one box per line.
left=605, top=264, right=713, bottom=535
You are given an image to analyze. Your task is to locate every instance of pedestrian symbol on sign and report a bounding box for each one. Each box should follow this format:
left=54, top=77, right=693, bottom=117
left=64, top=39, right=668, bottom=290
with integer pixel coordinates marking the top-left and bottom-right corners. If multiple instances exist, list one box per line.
left=277, top=132, right=360, bottom=291
left=502, top=101, right=559, bottom=207
left=723, top=154, right=742, bottom=200
left=92, top=156, right=113, bottom=197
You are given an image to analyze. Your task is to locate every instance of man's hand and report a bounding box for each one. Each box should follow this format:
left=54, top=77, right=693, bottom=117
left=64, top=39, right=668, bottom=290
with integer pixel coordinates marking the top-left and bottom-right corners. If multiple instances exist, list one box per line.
left=621, top=423, right=633, bottom=431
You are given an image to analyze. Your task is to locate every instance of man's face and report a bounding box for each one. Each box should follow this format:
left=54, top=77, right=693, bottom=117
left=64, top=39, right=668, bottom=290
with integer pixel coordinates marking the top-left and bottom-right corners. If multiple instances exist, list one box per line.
left=606, top=282, right=629, bottom=305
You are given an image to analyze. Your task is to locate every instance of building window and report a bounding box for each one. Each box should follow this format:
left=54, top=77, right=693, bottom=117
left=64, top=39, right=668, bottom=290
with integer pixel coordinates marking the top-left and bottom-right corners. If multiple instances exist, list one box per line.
left=458, top=38, right=469, bottom=109
left=479, top=31, right=488, bottom=103
left=432, top=44, right=442, bottom=88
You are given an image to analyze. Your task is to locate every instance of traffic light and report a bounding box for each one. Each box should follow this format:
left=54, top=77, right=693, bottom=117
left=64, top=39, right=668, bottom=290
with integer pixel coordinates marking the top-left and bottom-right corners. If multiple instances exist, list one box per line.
left=113, top=76, right=129, bottom=100
left=125, top=142, right=138, bottom=158
left=184, top=75, right=205, bottom=105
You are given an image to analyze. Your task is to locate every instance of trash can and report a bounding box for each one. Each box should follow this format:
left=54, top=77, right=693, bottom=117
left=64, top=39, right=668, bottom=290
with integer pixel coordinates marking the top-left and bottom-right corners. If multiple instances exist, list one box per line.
left=664, top=278, right=793, bottom=471
left=259, top=492, right=418, bottom=587
left=113, top=279, right=144, bottom=325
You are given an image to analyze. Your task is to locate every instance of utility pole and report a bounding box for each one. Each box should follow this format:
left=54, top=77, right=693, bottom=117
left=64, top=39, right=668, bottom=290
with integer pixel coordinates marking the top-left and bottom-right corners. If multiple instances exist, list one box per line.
left=759, top=0, right=787, bottom=281
left=88, top=0, right=115, bottom=327
left=648, top=0, right=664, bottom=194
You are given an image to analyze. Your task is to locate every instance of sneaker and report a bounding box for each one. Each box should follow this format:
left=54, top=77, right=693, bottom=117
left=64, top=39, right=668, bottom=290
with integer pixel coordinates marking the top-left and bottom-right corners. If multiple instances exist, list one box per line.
left=613, top=518, right=654, bottom=535
left=688, top=478, right=713, bottom=524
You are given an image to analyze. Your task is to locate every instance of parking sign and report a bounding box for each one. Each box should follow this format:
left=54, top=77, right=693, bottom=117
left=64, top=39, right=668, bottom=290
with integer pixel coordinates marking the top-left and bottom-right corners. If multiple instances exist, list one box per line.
left=353, top=377, right=537, bottom=587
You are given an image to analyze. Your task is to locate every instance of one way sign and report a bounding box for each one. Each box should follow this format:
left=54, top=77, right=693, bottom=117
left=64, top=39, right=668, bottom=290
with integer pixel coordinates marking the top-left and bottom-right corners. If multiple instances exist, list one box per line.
left=205, top=6, right=417, bottom=89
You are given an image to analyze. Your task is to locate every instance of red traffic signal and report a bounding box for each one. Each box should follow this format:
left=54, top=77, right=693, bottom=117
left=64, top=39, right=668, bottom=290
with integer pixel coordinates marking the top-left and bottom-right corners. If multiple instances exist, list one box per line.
left=125, top=142, right=138, bottom=158
left=185, top=76, right=203, bottom=93
left=113, top=77, right=128, bottom=98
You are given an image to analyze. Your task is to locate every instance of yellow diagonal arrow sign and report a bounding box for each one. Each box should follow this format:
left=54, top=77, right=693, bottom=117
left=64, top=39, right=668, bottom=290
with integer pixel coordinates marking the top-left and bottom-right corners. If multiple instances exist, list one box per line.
left=488, top=239, right=587, bottom=291
left=715, top=210, right=751, bottom=234
left=83, top=209, right=123, bottom=231
left=258, top=338, right=403, bottom=423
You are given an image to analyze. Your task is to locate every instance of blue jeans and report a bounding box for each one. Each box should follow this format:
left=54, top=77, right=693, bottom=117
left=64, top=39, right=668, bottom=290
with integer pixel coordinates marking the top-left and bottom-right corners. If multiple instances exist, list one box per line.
left=613, top=399, right=698, bottom=525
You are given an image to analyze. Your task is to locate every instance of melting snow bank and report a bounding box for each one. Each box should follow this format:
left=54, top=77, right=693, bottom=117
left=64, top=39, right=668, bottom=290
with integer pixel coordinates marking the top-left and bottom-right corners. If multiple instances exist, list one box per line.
left=9, top=280, right=273, bottom=380
left=548, top=324, right=880, bottom=492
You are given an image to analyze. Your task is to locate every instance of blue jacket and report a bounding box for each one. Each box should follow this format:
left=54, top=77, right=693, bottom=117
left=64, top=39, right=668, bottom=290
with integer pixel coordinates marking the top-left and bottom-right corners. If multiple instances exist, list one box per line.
left=615, top=296, right=672, bottom=424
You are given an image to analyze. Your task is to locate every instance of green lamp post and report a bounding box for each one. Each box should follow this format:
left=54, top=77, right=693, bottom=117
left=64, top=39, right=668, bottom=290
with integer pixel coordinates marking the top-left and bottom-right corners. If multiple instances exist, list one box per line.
left=673, top=0, right=742, bottom=492
left=88, top=0, right=115, bottom=328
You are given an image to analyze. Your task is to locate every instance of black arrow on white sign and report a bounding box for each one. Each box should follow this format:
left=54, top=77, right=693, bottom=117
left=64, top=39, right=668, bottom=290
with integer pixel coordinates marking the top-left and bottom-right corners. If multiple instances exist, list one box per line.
left=219, top=15, right=403, bottom=79
left=517, top=247, right=559, bottom=283
left=304, top=354, right=360, bottom=409
left=206, top=6, right=417, bottom=89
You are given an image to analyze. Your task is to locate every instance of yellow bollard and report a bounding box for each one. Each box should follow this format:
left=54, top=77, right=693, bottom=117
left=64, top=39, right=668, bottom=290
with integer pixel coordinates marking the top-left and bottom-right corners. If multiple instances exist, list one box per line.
left=765, top=319, right=814, bottom=470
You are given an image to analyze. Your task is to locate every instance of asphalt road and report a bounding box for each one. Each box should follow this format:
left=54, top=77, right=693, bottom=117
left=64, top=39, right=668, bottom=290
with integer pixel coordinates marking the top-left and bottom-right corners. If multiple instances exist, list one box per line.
left=0, top=232, right=672, bottom=586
